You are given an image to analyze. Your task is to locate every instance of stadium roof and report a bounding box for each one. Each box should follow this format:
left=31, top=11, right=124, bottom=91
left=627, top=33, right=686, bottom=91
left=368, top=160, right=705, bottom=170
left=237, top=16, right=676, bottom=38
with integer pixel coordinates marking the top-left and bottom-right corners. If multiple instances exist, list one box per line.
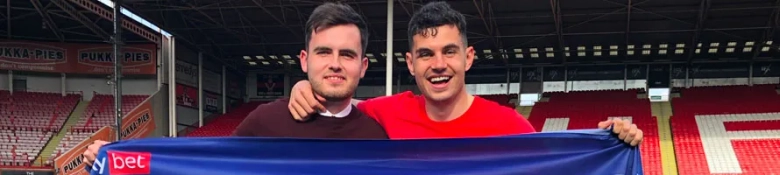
left=122, top=0, right=780, bottom=72
left=1, top=0, right=154, bottom=45
left=5, top=0, right=780, bottom=73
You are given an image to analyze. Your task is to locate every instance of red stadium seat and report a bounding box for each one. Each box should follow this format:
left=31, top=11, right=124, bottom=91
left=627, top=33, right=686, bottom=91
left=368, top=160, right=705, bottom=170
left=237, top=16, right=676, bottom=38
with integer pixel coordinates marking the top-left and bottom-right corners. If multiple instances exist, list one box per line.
left=671, top=85, right=780, bottom=175
left=49, top=94, right=148, bottom=165
left=526, top=90, right=662, bottom=175
left=6, top=84, right=776, bottom=173
left=185, top=101, right=268, bottom=137
left=0, top=90, right=79, bottom=167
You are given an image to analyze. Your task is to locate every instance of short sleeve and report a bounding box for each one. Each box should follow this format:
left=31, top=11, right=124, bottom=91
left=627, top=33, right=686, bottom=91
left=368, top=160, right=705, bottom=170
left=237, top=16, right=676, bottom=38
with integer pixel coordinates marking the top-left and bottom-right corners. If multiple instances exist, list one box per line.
left=511, top=112, right=537, bottom=133
left=355, top=91, right=414, bottom=121
left=487, top=104, right=537, bottom=135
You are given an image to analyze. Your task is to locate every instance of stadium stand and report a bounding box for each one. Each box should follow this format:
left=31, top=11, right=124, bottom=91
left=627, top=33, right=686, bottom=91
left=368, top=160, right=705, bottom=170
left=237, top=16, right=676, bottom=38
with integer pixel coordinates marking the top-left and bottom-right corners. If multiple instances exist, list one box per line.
left=0, top=91, right=80, bottom=166
left=185, top=101, right=267, bottom=137
left=526, top=90, right=662, bottom=175
left=671, top=85, right=780, bottom=175
left=79, top=84, right=774, bottom=174
left=3, top=82, right=775, bottom=174
left=45, top=94, right=147, bottom=166
left=77, top=94, right=148, bottom=130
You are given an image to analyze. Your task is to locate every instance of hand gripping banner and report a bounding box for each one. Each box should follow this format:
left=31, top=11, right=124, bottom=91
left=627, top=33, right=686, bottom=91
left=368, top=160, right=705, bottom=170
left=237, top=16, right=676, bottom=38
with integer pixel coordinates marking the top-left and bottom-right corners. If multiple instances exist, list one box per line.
left=87, top=129, right=643, bottom=175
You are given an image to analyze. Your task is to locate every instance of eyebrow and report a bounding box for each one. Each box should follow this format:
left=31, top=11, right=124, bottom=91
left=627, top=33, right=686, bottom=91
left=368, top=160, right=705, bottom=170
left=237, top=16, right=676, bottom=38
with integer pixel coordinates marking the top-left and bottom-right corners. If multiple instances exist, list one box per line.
left=442, top=44, right=460, bottom=51
left=414, top=47, right=433, bottom=54
left=414, top=43, right=461, bottom=53
left=312, top=46, right=331, bottom=52
left=338, top=49, right=358, bottom=56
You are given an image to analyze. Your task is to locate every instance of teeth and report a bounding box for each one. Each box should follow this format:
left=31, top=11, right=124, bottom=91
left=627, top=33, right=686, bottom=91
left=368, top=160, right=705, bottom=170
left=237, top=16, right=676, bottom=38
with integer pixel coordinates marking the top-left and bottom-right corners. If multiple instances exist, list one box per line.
left=430, top=77, right=450, bottom=82
left=326, top=77, right=344, bottom=80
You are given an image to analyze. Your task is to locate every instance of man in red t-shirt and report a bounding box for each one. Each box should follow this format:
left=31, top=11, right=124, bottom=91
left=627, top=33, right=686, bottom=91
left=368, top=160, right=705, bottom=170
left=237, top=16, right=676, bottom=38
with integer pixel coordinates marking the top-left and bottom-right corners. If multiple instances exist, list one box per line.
left=288, top=2, right=643, bottom=145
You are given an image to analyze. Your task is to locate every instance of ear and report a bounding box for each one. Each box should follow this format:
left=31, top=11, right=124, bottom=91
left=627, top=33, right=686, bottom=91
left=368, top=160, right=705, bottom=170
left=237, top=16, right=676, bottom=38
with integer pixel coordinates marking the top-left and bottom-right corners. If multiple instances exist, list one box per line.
left=405, top=52, right=414, bottom=76
left=299, top=50, right=308, bottom=73
left=465, top=46, right=475, bottom=71
left=360, top=57, right=368, bottom=78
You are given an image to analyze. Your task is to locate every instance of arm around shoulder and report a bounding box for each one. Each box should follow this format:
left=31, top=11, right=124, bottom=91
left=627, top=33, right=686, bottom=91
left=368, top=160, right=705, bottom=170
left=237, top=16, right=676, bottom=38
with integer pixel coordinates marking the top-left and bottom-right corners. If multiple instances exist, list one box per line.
left=354, top=94, right=399, bottom=119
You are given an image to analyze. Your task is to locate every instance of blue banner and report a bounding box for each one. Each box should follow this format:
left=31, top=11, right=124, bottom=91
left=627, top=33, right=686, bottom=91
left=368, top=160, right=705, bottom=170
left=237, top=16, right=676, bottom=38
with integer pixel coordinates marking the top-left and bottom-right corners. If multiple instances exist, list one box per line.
left=87, top=129, right=643, bottom=175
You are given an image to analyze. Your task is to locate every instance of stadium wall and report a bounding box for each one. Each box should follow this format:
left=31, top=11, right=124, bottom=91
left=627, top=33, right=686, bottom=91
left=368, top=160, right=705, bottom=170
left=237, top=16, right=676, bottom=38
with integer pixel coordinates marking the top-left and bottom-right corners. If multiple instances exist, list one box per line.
left=225, top=69, right=245, bottom=103
left=150, top=85, right=170, bottom=138
left=174, top=44, right=200, bottom=133
left=0, top=71, right=156, bottom=100
left=172, top=44, right=226, bottom=132
left=671, top=77, right=780, bottom=87
left=7, top=72, right=60, bottom=92
left=176, top=106, right=198, bottom=132
left=166, top=38, right=242, bottom=135
left=246, top=72, right=288, bottom=100
left=67, top=76, right=156, bottom=100
left=543, top=80, right=647, bottom=92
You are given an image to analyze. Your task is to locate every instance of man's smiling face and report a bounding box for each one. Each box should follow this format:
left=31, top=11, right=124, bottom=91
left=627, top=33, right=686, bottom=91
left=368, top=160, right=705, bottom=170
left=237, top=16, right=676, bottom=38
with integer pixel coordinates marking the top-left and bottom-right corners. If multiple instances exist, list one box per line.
left=300, top=24, right=367, bottom=101
left=406, top=24, right=474, bottom=102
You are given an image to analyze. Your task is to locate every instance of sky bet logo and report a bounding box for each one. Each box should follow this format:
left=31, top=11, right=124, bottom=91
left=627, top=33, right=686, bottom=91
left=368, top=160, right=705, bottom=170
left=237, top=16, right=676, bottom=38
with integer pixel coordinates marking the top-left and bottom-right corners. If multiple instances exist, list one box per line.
left=92, top=151, right=151, bottom=175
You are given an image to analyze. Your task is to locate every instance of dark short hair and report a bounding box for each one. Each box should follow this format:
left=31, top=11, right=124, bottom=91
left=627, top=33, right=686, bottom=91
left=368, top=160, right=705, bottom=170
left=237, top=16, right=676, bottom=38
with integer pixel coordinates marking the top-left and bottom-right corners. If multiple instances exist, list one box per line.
left=304, top=3, right=370, bottom=55
left=407, top=1, right=468, bottom=49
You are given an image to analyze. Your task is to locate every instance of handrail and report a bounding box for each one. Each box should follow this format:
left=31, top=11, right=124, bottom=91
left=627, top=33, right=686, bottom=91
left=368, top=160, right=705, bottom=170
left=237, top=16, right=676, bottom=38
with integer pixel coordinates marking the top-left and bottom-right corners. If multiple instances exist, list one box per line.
left=86, top=95, right=110, bottom=128
left=46, top=100, right=62, bottom=131
left=84, top=110, right=94, bottom=128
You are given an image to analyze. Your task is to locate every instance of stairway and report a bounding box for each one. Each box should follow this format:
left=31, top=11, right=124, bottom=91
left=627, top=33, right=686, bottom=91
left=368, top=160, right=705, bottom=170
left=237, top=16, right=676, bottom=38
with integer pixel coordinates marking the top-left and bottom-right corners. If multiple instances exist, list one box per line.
left=651, top=103, right=661, bottom=117
left=515, top=106, right=533, bottom=119
left=637, top=92, right=647, bottom=99
left=34, top=100, right=90, bottom=166
left=651, top=101, right=678, bottom=175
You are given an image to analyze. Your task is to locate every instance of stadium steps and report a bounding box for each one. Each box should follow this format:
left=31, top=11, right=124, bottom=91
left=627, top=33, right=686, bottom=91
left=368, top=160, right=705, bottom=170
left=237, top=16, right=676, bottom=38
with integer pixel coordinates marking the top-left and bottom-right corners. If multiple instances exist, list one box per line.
left=651, top=101, right=678, bottom=175
left=33, top=100, right=90, bottom=166
left=515, top=106, right=532, bottom=119
left=638, top=92, right=647, bottom=99
left=651, top=103, right=662, bottom=117
left=651, top=102, right=674, bottom=117
left=661, top=102, right=673, bottom=117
